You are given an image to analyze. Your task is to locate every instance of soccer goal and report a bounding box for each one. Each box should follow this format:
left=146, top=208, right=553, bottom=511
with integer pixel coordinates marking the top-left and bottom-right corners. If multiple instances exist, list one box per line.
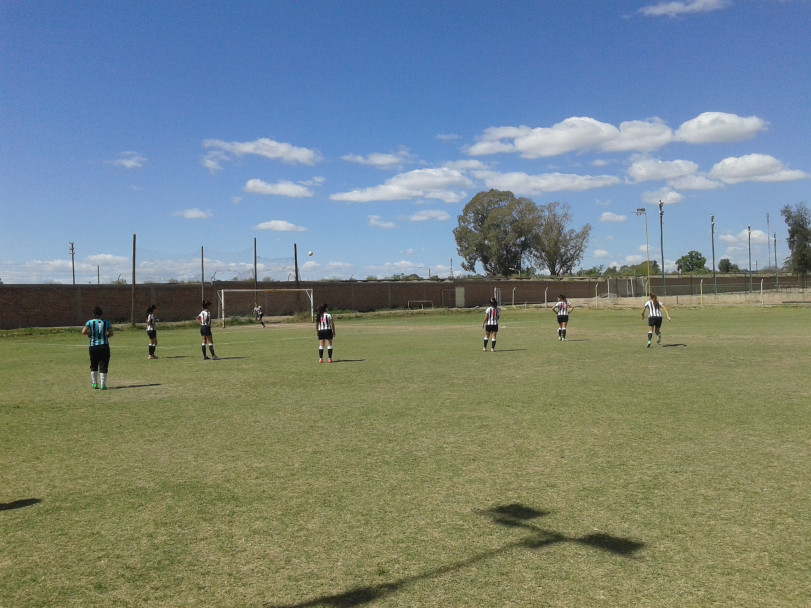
left=216, top=288, right=314, bottom=326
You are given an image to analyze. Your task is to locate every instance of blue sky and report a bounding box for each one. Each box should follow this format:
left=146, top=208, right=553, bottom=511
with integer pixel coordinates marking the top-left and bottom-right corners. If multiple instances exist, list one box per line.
left=2, top=0, right=809, bottom=284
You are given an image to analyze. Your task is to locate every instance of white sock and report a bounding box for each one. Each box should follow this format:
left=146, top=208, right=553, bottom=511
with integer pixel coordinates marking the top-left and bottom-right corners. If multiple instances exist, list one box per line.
left=99, top=373, right=107, bottom=387
left=91, top=371, right=98, bottom=384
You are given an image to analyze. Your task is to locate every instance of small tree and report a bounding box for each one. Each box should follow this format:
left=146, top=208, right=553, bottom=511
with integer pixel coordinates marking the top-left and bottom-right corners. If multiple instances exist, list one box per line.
left=675, top=250, right=707, bottom=273
left=529, top=201, right=591, bottom=276
left=781, top=202, right=811, bottom=281
left=718, top=258, right=740, bottom=273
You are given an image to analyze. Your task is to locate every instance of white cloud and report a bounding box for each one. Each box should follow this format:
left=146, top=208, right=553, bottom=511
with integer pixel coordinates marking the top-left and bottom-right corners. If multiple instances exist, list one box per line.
left=641, top=188, right=684, bottom=205
left=667, top=174, right=722, bottom=190
left=627, top=157, right=698, bottom=182
left=85, top=254, right=128, bottom=264
left=108, top=151, right=146, bottom=169
left=173, top=208, right=212, bottom=219
left=244, top=178, right=314, bottom=198
left=710, top=154, right=809, bottom=184
left=435, top=133, right=460, bottom=142
left=676, top=112, right=767, bottom=144
left=342, top=147, right=414, bottom=170
left=601, top=118, right=673, bottom=152
left=600, top=212, right=626, bottom=223
left=368, top=215, right=397, bottom=229
left=721, top=228, right=770, bottom=246
left=409, top=209, right=451, bottom=222
left=594, top=249, right=611, bottom=259
left=638, top=0, right=732, bottom=18
left=330, top=167, right=471, bottom=203
left=254, top=220, right=307, bottom=232
left=475, top=170, right=620, bottom=195
left=202, top=137, right=321, bottom=172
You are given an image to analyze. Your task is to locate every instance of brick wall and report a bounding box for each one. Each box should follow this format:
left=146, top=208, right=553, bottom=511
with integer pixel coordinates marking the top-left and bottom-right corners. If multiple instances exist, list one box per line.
left=0, top=276, right=787, bottom=330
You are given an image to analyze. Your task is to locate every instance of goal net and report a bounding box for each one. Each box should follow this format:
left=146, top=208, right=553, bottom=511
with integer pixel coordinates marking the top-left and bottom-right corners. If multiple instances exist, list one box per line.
left=216, top=288, right=314, bottom=326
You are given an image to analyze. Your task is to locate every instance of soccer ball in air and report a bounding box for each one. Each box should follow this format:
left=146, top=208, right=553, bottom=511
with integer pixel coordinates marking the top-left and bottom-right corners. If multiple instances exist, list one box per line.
left=308, top=251, right=313, bottom=256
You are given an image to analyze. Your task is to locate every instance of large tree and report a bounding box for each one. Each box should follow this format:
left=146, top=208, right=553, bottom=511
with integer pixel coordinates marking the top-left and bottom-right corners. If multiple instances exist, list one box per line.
left=529, top=201, right=591, bottom=276
left=781, top=202, right=811, bottom=278
left=453, top=190, right=541, bottom=276
left=675, top=250, right=707, bottom=273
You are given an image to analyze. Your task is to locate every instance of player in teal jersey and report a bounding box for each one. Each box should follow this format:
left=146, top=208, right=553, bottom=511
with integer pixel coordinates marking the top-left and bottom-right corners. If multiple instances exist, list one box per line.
left=81, top=306, right=114, bottom=389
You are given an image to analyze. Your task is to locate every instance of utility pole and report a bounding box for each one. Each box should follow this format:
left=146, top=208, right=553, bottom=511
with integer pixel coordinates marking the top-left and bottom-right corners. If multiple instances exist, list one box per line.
left=69, top=242, right=76, bottom=285
left=658, top=201, right=665, bottom=294
left=766, top=213, right=771, bottom=269
left=711, top=215, right=717, bottom=294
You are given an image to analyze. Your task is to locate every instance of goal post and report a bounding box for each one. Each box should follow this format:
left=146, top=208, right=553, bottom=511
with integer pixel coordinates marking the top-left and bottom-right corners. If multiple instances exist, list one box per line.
left=216, top=288, right=314, bottom=327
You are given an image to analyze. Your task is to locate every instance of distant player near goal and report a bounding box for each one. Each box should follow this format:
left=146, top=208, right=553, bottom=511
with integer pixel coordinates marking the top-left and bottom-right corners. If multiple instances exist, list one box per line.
left=482, top=297, right=500, bottom=352
left=197, top=300, right=219, bottom=360
left=553, top=294, right=572, bottom=341
left=315, top=303, right=335, bottom=363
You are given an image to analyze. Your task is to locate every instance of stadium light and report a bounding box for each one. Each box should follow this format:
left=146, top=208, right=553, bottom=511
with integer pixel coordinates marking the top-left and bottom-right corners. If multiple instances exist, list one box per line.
left=635, top=208, right=651, bottom=296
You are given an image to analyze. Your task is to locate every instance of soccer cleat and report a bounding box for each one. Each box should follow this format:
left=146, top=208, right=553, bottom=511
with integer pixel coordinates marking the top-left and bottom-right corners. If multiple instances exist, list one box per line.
left=483, top=347, right=486, bottom=351
left=647, top=341, right=651, bottom=348
left=100, top=385, right=107, bottom=390
left=211, top=356, right=220, bottom=360
left=318, top=358, right=323, bottom=363
left=203, top=356, right=210, bottom=360
left=328, top=358, right=333, bottom=363
left=148, top=355, right=158, bottom=360
left=91, top=383, right=98, bottom=389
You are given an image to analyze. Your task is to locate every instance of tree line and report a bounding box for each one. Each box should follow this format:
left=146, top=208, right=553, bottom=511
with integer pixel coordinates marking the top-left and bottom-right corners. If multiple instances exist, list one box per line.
left=454, top=192, right=811, bottom=280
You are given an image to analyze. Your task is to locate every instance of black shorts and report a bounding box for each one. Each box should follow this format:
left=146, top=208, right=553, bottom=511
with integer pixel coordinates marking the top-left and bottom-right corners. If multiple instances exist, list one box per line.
left=147, top=329, right=157, bottom=339
left=648, top=316, right=663, bottom=329
left=200, top=325, right=213, bottom=337
left=484, top=324, right=498, bottom=333
left=89, top=344, right=111, bottom=373
left=317, top=329, right=334, bottom=341
left=557, top=315, right=569, bottom=324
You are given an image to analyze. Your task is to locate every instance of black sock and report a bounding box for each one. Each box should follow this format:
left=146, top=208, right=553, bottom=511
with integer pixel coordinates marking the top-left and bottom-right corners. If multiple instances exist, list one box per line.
left=328, top=347, right=333, bottom=359
left=149, top=345, right=155, bottom=356
left=319, top=348, right=324, bottom=359
left=209, top=345, right=216, bottom=357
left=202, top=345, right=207, bottom=357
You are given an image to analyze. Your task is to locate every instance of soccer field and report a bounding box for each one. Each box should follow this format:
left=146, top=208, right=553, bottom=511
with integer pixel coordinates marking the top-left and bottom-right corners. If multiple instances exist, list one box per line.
left=1, top=307, right=809, bottom=607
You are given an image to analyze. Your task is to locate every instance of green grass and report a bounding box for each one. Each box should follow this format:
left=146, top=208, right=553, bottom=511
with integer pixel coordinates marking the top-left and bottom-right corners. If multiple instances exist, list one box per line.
left=2, top=307, right=809, bottom=607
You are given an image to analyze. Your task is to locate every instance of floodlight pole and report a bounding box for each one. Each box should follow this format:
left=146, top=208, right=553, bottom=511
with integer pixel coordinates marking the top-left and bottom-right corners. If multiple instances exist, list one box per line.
left=658, top=201, right=665, bottom=295
left=293, top=243, right=300, bottom=288
left=635, top=208, right=650, bottom=296
left=711, top=214, right=717, bottom=294
left=766, top=213, right=771, bottom=270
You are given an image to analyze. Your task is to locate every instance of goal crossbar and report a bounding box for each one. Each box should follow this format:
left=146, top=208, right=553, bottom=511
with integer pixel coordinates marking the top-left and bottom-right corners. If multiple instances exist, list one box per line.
left=216, top=288, right=314, bottom=326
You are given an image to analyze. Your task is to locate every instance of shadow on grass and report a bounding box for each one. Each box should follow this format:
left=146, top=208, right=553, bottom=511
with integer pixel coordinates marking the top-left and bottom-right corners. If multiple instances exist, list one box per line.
left=485, top=348, right=527, bottom=353
left=0, top=498, right=42, bottom=511
left=326, top=359, right=366, bottom=364
left=661, top=343, right=687, bottom=348
left=110, top=383, right=162, bottom=390
left=263, top=502, right=645, bottom=608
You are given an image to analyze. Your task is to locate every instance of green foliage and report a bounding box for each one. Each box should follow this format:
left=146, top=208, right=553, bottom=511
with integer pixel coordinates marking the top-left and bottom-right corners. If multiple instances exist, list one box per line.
left=718, top=258, right=740, bottom=273
left=675, top=250, right=708, bottom=273
left=781, top=202, right=811, bottom=276
left=530, top=201, right=591, bottom=276
left=454, top=190, right=591, bottom=277
left=453, top=190, right=540, bottom=276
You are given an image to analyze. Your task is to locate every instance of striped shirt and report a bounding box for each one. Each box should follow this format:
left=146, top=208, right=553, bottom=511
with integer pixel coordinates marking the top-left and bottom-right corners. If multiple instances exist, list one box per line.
left=317, top=313, right=333, bottom=331
left=484, top=306, right=499, bottom=326
left=198, top=309, right=212, bottom=326
left=85, top=319, right=111, bottom=346
left=644, top=300, right=662, bottom=318
left=554, top=301, right=570, bottom=315
left=146, top=313, right=156, bottom=331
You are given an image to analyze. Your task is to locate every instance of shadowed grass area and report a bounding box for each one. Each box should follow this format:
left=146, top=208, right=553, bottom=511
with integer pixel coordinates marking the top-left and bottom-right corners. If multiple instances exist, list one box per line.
left=1, top=306, right=809, bottom=607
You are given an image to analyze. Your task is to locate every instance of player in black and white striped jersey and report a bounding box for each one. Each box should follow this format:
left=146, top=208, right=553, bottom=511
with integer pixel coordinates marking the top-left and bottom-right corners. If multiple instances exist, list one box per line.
left=553, top=294, right=572, bottom=341
left=642, top=292, right=671, bottom=347
left=315, top=303, right=335, bottom=362
left=482, top=297, right=500, bottom=352
left=197, top=300, right=219, bottom=360
left=146, top=304, right=158, bottom=359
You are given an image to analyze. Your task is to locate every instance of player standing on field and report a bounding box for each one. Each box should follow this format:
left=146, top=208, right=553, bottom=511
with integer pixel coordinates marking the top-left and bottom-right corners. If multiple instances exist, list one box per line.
left=316, top=303, right=335, bottom=363
left=553, top=294, right=572, bottom=341
left=81, top=306, right=113, bottom=390
left=254, top=304, right=265, bottom=327
left=482, top=297, right=500, bottom=351
left=197, top=300, right=219, bottom=360
left=642, top=292, right=671, bottom=347
left=146, top=304, right=158, bottom=359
